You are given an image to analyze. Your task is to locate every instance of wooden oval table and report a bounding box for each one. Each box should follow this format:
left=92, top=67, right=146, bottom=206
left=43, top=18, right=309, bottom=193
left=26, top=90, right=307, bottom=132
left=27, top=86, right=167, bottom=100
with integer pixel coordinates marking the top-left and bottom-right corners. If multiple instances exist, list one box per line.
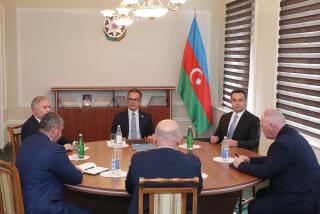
left=65, top=141, right=261, bottom=214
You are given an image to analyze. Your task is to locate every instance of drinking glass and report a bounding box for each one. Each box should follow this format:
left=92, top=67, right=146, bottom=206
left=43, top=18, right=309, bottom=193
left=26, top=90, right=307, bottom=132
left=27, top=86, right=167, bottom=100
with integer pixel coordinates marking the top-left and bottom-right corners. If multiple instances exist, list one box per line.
left=72, top=141, right=79, bottom=156
left=110, top=133, right=116, bottom=147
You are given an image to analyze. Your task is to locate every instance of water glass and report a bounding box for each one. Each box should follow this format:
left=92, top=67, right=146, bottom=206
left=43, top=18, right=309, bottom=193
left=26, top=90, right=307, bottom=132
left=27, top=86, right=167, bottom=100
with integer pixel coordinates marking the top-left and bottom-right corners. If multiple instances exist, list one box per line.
left=72, top=141, right=79, bottom=156
left=110, top=133, right=116, bottom=147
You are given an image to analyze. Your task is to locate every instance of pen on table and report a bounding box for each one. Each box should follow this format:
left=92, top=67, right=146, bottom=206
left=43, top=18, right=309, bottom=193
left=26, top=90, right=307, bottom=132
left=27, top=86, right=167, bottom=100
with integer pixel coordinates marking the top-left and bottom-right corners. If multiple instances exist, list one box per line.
left=84, top=166, right=95, bottom=171
left=234, top=153, right=239, bottom=157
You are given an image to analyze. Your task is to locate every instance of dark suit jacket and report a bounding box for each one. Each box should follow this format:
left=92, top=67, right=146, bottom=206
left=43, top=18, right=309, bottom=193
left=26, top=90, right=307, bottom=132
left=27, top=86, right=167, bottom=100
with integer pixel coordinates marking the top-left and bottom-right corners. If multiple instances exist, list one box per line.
left=214, top=110, right=260, bottom=151
left=16, top=132, right=91, bottom=214
left=111, top=109, right=154, bottom=138
left=125, top=148, right=203, bottom=214
left=238, top=125, right=320, bottom=214
left=21, top=115, right=71, bottom=145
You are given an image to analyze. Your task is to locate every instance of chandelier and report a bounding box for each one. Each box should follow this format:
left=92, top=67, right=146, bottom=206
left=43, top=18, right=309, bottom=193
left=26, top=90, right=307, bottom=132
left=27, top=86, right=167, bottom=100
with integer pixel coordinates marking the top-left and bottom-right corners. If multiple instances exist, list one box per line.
left=101, top=0, right=186, bottom=27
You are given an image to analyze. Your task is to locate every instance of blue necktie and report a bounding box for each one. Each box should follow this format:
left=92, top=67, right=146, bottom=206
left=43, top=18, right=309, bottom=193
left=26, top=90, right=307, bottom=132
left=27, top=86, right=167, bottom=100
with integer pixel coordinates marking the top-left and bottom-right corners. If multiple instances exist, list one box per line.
left=131, top=112, right=137, bottom=139
left=227, top=114, right=238, bottom=138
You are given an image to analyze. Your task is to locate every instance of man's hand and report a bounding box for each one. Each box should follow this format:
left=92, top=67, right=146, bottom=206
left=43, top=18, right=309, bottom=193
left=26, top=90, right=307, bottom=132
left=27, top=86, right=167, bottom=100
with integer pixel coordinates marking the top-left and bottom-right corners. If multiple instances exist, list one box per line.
left=226, top=139, right=238, bottom=147
left=146, top=135, right=155, bottom=144
left=210, top=136, right=219, bottom=144
left=233, top=155, right=249, bottom=168
left=64, top=143, right=73, bottom=151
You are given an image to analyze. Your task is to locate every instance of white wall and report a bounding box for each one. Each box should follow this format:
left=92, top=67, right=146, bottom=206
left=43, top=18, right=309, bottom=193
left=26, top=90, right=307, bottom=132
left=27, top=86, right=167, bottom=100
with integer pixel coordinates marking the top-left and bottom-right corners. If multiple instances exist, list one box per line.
left=2, top=0, right=226, bottom=147
left=16, top=9, right=211, bottom=106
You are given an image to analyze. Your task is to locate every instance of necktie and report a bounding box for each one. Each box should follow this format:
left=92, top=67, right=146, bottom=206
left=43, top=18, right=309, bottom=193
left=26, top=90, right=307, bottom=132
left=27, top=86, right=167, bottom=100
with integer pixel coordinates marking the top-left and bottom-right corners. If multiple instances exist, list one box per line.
left=131, top=112, right=137, bottom=139
left=227, top=114, right=238, bottom=139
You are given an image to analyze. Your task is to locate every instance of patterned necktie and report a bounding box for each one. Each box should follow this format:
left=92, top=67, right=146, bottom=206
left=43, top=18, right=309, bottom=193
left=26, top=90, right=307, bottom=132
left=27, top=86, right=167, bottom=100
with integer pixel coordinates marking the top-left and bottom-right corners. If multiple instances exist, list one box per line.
left=227, top=114, right=238, bottom=139
left=131, top=112, right=137, bottom=139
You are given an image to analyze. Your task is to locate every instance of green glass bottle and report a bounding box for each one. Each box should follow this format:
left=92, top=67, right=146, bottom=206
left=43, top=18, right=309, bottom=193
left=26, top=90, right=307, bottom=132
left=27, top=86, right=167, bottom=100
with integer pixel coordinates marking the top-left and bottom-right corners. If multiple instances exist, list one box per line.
left=187, top=126, right=193, bottom=152
left=78, top=133, right=84, bottom=159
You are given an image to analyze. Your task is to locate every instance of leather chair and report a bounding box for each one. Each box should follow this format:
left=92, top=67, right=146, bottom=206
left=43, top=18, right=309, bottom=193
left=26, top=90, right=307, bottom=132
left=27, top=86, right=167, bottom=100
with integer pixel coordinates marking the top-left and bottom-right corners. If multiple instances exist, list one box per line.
left=7, top=125, right=22, bottom=162
left=0, top=160, right=25, bottom=214
left=138, top=177, right=199, bottom=214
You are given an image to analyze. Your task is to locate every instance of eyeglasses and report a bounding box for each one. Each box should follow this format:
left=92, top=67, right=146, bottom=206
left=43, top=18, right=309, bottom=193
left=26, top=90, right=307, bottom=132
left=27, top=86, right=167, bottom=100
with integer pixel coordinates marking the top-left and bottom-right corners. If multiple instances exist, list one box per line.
left=128, top=98, right=141, bottom=102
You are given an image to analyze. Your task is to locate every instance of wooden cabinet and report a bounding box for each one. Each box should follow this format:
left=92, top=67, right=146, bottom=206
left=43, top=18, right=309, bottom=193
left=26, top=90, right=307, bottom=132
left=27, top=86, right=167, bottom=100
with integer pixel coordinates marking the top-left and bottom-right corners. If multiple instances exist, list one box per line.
left=52, top=87, right=175, bottom=142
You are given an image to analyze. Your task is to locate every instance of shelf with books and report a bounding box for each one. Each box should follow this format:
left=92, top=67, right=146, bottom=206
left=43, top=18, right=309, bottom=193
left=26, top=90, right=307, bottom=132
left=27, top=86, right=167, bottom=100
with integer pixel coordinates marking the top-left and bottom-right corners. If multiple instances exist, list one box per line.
left=52, top=86, right=175, bottom=141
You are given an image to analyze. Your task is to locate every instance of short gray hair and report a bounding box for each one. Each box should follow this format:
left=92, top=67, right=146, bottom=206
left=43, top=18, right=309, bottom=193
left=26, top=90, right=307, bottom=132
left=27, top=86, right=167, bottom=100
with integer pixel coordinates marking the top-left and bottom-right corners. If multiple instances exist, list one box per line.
left=39, top=112, right=64, bottom=132
left=262, top=109, right=286, bottom=125
left=31, top=96, right=48, bottom=110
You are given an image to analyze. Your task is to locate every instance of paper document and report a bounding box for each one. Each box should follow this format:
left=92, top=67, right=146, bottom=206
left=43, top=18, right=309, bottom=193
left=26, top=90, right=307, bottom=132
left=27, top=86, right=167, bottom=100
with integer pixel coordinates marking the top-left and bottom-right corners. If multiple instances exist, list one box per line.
left=76, top=162, right=109, bottom=175
left=131, top=143, right=155, bottom=151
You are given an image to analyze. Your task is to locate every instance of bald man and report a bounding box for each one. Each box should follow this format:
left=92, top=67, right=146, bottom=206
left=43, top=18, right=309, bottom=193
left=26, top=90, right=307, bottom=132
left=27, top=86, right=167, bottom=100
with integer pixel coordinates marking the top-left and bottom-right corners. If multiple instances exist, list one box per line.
left=21, top=96, right=72, bottom=150
left=125, top=119, right=203, bottom=214
left=233, top=109, right=320, bottom=214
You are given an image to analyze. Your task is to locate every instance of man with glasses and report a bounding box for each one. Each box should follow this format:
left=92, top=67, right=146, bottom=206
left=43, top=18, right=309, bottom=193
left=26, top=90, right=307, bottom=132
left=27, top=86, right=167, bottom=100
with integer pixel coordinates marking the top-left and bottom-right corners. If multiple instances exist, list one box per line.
left=111, top=88, right=154, bottom=139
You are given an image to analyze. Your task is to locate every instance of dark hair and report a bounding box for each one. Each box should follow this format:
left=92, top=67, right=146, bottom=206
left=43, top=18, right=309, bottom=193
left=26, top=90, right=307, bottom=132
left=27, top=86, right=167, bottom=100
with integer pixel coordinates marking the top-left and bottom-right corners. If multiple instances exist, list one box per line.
left=127, top=88, right=142, bottom=99
left=231, top=89, right=247, bottom=99
left=39, top=112, right=64, bottom=132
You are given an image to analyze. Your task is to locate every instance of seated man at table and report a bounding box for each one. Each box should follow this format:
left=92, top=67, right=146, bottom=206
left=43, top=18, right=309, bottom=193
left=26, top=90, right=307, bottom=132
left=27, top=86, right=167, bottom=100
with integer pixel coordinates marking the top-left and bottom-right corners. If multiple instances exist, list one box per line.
left=233, top=109, right=320, bottom=214
left=16, top=112, right=91, bottom=214
left=210, top=89, right=260, bottom=151
left=111, top=88, right=154, bottom=140
left=21, top=96, right=72, bottom=150
left=125, top=119, right=203, bottom=214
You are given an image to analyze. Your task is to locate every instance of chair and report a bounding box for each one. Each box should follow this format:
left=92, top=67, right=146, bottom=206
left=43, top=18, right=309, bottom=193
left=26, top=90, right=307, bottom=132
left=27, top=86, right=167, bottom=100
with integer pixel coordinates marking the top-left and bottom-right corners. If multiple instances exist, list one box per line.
left=0, top=160, right=25, bottom=214
left=7, top=125, right=22, bottom=163
left=238, top=186, right=257, bottom=213
left=138, top=177, right=199, bottom=214
left=238, top=145, right=260, bottom=213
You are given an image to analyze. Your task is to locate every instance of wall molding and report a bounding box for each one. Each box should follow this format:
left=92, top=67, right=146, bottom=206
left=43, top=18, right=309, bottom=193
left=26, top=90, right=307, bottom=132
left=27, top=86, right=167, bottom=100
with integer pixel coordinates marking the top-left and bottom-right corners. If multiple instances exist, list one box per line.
left=0, top=4, right=5, bottom=149
left=172, top=117, right=190, bottom=122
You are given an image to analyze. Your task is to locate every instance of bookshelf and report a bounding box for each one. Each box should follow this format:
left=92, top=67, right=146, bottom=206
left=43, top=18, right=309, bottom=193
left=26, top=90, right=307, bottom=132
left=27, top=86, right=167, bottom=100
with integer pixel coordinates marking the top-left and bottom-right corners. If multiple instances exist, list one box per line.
left=52, top=86, right=175, bottom=142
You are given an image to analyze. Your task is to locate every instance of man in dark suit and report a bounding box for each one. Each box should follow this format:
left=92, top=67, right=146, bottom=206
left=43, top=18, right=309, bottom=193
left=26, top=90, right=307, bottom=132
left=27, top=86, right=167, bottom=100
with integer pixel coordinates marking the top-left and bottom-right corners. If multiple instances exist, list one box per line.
left=21, top=96, right=72, bottom=150
left=111, top=88, right=154, bottom=139
left=210, top=89, right=260, bottom=151
left=233, top=109, right=320, bottom=214
left=125, top=119, right=203, bottom=214
left=16, top=112, right=91, bottom=214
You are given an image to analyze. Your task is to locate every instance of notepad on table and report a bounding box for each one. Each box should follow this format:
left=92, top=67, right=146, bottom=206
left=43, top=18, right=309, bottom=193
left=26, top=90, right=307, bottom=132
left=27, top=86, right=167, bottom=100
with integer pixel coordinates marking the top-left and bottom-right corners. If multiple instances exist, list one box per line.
left=76, top=162, right=109, bottom=175
left=131, top=143, right=155, bottom=151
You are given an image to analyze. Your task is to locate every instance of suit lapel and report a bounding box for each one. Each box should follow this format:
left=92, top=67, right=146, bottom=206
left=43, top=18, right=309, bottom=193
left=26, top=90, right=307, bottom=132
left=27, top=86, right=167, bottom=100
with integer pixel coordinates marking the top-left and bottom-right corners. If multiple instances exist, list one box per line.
left=223, top=112, right=233, bottom=136
left=124, top=110, right=129, bottom=136
left=138, top=111, right=144, bottom=136
left=31, top=115, right=40, bottom=129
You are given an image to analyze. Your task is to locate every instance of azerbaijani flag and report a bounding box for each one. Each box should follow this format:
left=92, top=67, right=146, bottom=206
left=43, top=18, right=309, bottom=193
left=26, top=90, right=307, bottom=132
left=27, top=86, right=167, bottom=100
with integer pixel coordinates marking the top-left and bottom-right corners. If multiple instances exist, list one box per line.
left=178, top=17, right=213, bottom=134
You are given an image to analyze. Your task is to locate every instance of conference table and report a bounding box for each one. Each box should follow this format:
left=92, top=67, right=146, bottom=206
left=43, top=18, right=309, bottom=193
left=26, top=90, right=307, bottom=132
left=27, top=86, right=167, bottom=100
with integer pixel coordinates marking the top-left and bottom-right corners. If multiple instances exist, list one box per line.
left=65, top=140, right=261, bottom=214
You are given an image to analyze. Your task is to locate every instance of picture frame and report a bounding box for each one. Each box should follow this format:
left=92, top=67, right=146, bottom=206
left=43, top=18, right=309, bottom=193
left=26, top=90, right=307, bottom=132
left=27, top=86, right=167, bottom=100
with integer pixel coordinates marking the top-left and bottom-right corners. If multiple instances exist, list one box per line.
left=82, top=94, right=92, bottom=107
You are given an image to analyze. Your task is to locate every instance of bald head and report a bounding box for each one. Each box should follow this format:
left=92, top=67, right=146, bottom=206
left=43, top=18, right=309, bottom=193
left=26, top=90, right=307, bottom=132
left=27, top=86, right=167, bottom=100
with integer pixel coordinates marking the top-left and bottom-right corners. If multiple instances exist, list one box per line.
left=155, top=120, right=182, bottom=148
left=260, top=109, right=286, bottom=139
